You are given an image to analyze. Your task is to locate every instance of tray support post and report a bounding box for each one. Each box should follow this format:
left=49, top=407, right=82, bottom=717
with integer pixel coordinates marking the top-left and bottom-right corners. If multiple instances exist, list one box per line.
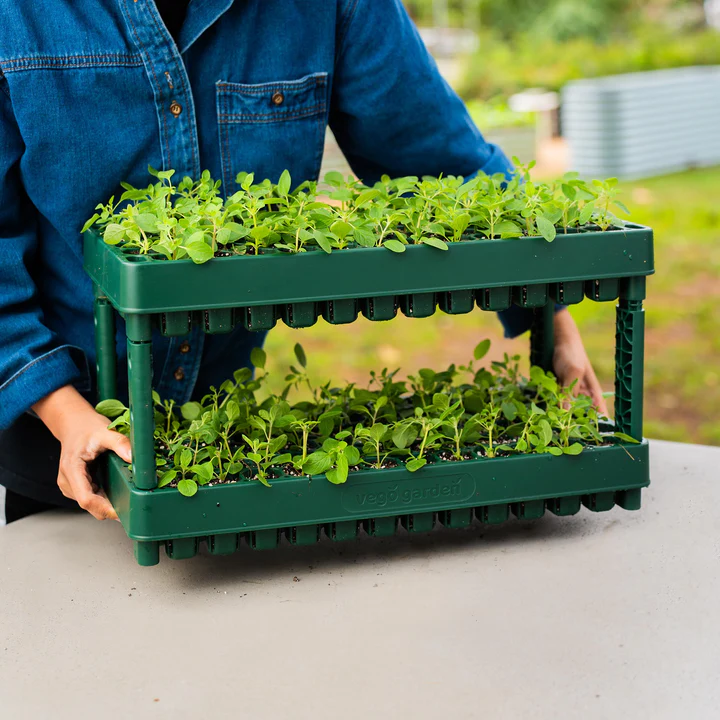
left=93, top=285, right=118, bottom=402
left=615, top=277, right=646, bottom=440
left=530, top=301, right=555, bottom=373
left=125, top=314, right=157, bottom=489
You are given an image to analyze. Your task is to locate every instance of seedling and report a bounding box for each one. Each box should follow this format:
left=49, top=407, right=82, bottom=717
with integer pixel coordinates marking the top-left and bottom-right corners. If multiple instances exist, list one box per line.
left=96, top=341, right=634, bottom=496
left=85, top=166, right=634, bottom=263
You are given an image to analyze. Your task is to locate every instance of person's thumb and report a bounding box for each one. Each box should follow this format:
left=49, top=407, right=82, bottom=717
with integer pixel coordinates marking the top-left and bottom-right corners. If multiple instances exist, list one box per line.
left=104, top=430, right=133, bottom=464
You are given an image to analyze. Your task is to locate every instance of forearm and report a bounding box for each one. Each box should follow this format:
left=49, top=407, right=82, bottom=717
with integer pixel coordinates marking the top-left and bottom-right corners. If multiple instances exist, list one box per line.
left=32, top=385, right=103, bottom=442
left=553, top=306, right=577, bottom=342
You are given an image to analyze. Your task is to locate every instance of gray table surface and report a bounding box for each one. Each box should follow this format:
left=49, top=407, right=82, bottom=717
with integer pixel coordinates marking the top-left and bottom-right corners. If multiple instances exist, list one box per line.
left=1, top=439, right=718, bottom=719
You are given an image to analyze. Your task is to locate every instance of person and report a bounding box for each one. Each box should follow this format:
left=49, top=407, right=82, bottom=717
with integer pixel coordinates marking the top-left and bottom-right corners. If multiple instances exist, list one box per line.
left=0, top=0, right=606, bottom=526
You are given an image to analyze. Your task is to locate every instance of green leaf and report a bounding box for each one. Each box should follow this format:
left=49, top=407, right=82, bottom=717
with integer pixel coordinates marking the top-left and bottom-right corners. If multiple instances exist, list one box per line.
left=328, top=453, right=349, bottom=485
left=184, top=239, right=214, bottom=264
left=95, top=399, right=127, bottom=418
left=103, top=223, right=126, bottom=245
left=178, top=479, right=198, bottom=497
left=545, top=446, right=563, bottom=456
left=383, top=239, right=406, bottom=253
left=191, top=461, right=214, bottom=482
left=180, top=449, right=193, bottom=468
left=226, top=400, right=240, bottom=423
left=277, top=169, right=291, bottom=196
left=158, top=470, right=177, bottom=488
left=250, top=347, right=266, bottom=370
left=108, top=411, right=130, bottom=431
left=323, top=170, right=344, bottom=187
left=451, top=212, right=471, bottom=236
left=613, top=432, right=640, bottom=444
left=368, top=423, right=387, bottom=443
left=538, top=419, right=553, bottom=446
left=181, top=402, right=202, bottom=421
left=392, top=423, right=418, bottom=450
left=344, top=445, right=361, bottom=466
left=563, top=443, right=584, bottom=455
left=474, top=339, right=491, bottom=360
left=535, top=215, right=557, bottom=242
left=249, top=226, right=270, bottom=241
left=501, top=401, right=517, bottom=422
left=82, top=213, right=100, bottom=233
left=421, top=236, right=449, bottom=251
left=312, top=229, right=332, bottom=254
left=294, top=343, right=307, bottom=369
left=330, top=219, right=353, bottom=239
left=406, top=457, right=427, bottom=473
left=579, top=203, right=595, bottom=225
left=432, top=393, right=449, bottom=411
left=352, top=226, right=375, bottom=247
left=303, top=451, right=334, bottom=476
left=135, top=213, right=159, bottom=233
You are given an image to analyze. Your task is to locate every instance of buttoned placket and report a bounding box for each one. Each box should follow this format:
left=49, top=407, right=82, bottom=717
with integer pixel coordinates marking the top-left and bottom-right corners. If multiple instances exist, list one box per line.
left=118, top=0, right=231, bottom=403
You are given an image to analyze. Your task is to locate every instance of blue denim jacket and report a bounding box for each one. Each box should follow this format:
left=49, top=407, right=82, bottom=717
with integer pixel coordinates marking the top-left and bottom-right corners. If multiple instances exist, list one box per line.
left=0, top=0, right=532, bottom=431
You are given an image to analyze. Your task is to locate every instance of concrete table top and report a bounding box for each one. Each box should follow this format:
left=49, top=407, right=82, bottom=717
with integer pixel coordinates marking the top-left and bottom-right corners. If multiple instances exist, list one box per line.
left=1, top=439, right=718, bottom=719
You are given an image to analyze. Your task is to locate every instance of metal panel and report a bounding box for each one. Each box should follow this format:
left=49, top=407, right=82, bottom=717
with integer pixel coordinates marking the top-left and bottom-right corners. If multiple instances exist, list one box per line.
left=563, top=67, right=720, bottom=179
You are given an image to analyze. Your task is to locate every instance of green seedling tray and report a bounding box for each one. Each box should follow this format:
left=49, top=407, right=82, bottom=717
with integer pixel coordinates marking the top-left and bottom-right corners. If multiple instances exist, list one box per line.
left=84, top=225, right=654, bottom=314
left=88, top=219, right=653, bottom=566
left=104, top=441, right=649, bottom=566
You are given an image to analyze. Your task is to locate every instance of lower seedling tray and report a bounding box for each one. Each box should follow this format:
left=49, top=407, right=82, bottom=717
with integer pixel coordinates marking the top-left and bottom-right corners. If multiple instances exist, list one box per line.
left=104, top=441, right=650, bottom=566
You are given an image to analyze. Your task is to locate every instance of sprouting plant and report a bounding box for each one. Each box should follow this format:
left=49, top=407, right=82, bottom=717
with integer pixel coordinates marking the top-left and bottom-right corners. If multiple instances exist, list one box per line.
left=302, top=435, right=361, bottom=484
left=590, top=177, right=629, bottom=231
left=97, top=340, right=625, bottom=497
left=356, top=423, right=395, bottom=470
left=84, top=166, right=633, bottom=263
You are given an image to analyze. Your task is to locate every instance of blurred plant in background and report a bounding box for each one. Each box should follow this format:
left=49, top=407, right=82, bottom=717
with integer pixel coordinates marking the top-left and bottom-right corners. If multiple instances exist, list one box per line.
left=458, top=26, right=720, bottom=101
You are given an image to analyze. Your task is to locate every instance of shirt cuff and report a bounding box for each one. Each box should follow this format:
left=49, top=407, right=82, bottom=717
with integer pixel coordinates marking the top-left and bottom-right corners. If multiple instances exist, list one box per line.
left=466, top=143, right=515, bottom=181
left=497, top=304, right=567, bottom=339
left=0, top=345, right=89, bottom=430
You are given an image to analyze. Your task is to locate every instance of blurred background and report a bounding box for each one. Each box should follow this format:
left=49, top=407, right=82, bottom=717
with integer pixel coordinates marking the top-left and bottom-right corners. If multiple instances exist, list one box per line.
left=265, top=0, right=720, bottom=446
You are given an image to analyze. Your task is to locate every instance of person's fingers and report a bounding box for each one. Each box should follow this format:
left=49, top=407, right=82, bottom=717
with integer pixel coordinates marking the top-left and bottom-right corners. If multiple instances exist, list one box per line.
left=558, top=363, right=584, bottom=393
left=586, top=367, right=609, bottom=415
left=57, top=470, right=74, bottom=500
left=102, top=430, right=132, bottom=464
left=556, top=363, right=584, bottom=409
left=62, top=458, right=118, bottom=521
left=96, top=486, right=121, bottom=522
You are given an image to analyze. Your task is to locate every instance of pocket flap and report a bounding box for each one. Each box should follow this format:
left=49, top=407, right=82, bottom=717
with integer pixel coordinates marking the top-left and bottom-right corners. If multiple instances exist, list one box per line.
left=217, top=72, right=328, bottom=124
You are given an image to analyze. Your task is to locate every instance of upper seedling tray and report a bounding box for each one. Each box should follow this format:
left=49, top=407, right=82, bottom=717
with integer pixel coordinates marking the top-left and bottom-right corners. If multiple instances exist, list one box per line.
left=84, top=225, right=654, bottom=315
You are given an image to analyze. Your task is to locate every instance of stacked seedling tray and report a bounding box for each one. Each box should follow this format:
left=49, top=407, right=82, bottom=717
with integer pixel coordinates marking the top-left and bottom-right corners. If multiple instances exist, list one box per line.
left=84, top=223, right=653, bottom=566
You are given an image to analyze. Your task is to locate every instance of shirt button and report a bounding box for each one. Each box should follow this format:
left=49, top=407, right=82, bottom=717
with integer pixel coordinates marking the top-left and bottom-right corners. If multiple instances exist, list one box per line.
left=271, top=91, right=284, bottom=106
left=174, top=367, right=185, bottom=381
left=179, top=342, right=191, bottom=354
left=170, top=101, right=182, bottom=116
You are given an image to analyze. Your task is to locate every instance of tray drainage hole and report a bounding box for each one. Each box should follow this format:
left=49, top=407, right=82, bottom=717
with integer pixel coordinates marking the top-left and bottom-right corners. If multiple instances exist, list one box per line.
left=216, top=502, right=221, bottom=508
left=558, top=285, right=565, bottom=303
left=522, top=286, right=528, bottom=304
left=594, top=280, right=601, bottom=300
left=484, top=289, right=490, bottom=305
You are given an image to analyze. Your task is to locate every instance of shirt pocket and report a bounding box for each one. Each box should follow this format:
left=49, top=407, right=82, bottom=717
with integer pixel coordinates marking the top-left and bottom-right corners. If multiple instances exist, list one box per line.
left=216, top=72, right=328, bottom=194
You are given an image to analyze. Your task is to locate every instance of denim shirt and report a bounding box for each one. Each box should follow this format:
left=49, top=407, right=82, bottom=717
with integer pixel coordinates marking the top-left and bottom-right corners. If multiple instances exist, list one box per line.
left=0, top=0, right=531, bottom=431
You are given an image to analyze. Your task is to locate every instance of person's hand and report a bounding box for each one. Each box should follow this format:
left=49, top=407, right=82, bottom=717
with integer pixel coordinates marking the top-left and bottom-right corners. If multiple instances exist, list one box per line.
left=32, top=386, right=131, bottom=520
left=553, top=309, right=609, bottom=416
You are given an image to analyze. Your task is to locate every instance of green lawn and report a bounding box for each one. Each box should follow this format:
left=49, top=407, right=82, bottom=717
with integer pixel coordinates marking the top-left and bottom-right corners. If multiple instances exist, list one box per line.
left=264, top=167, right=720, bottom=446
